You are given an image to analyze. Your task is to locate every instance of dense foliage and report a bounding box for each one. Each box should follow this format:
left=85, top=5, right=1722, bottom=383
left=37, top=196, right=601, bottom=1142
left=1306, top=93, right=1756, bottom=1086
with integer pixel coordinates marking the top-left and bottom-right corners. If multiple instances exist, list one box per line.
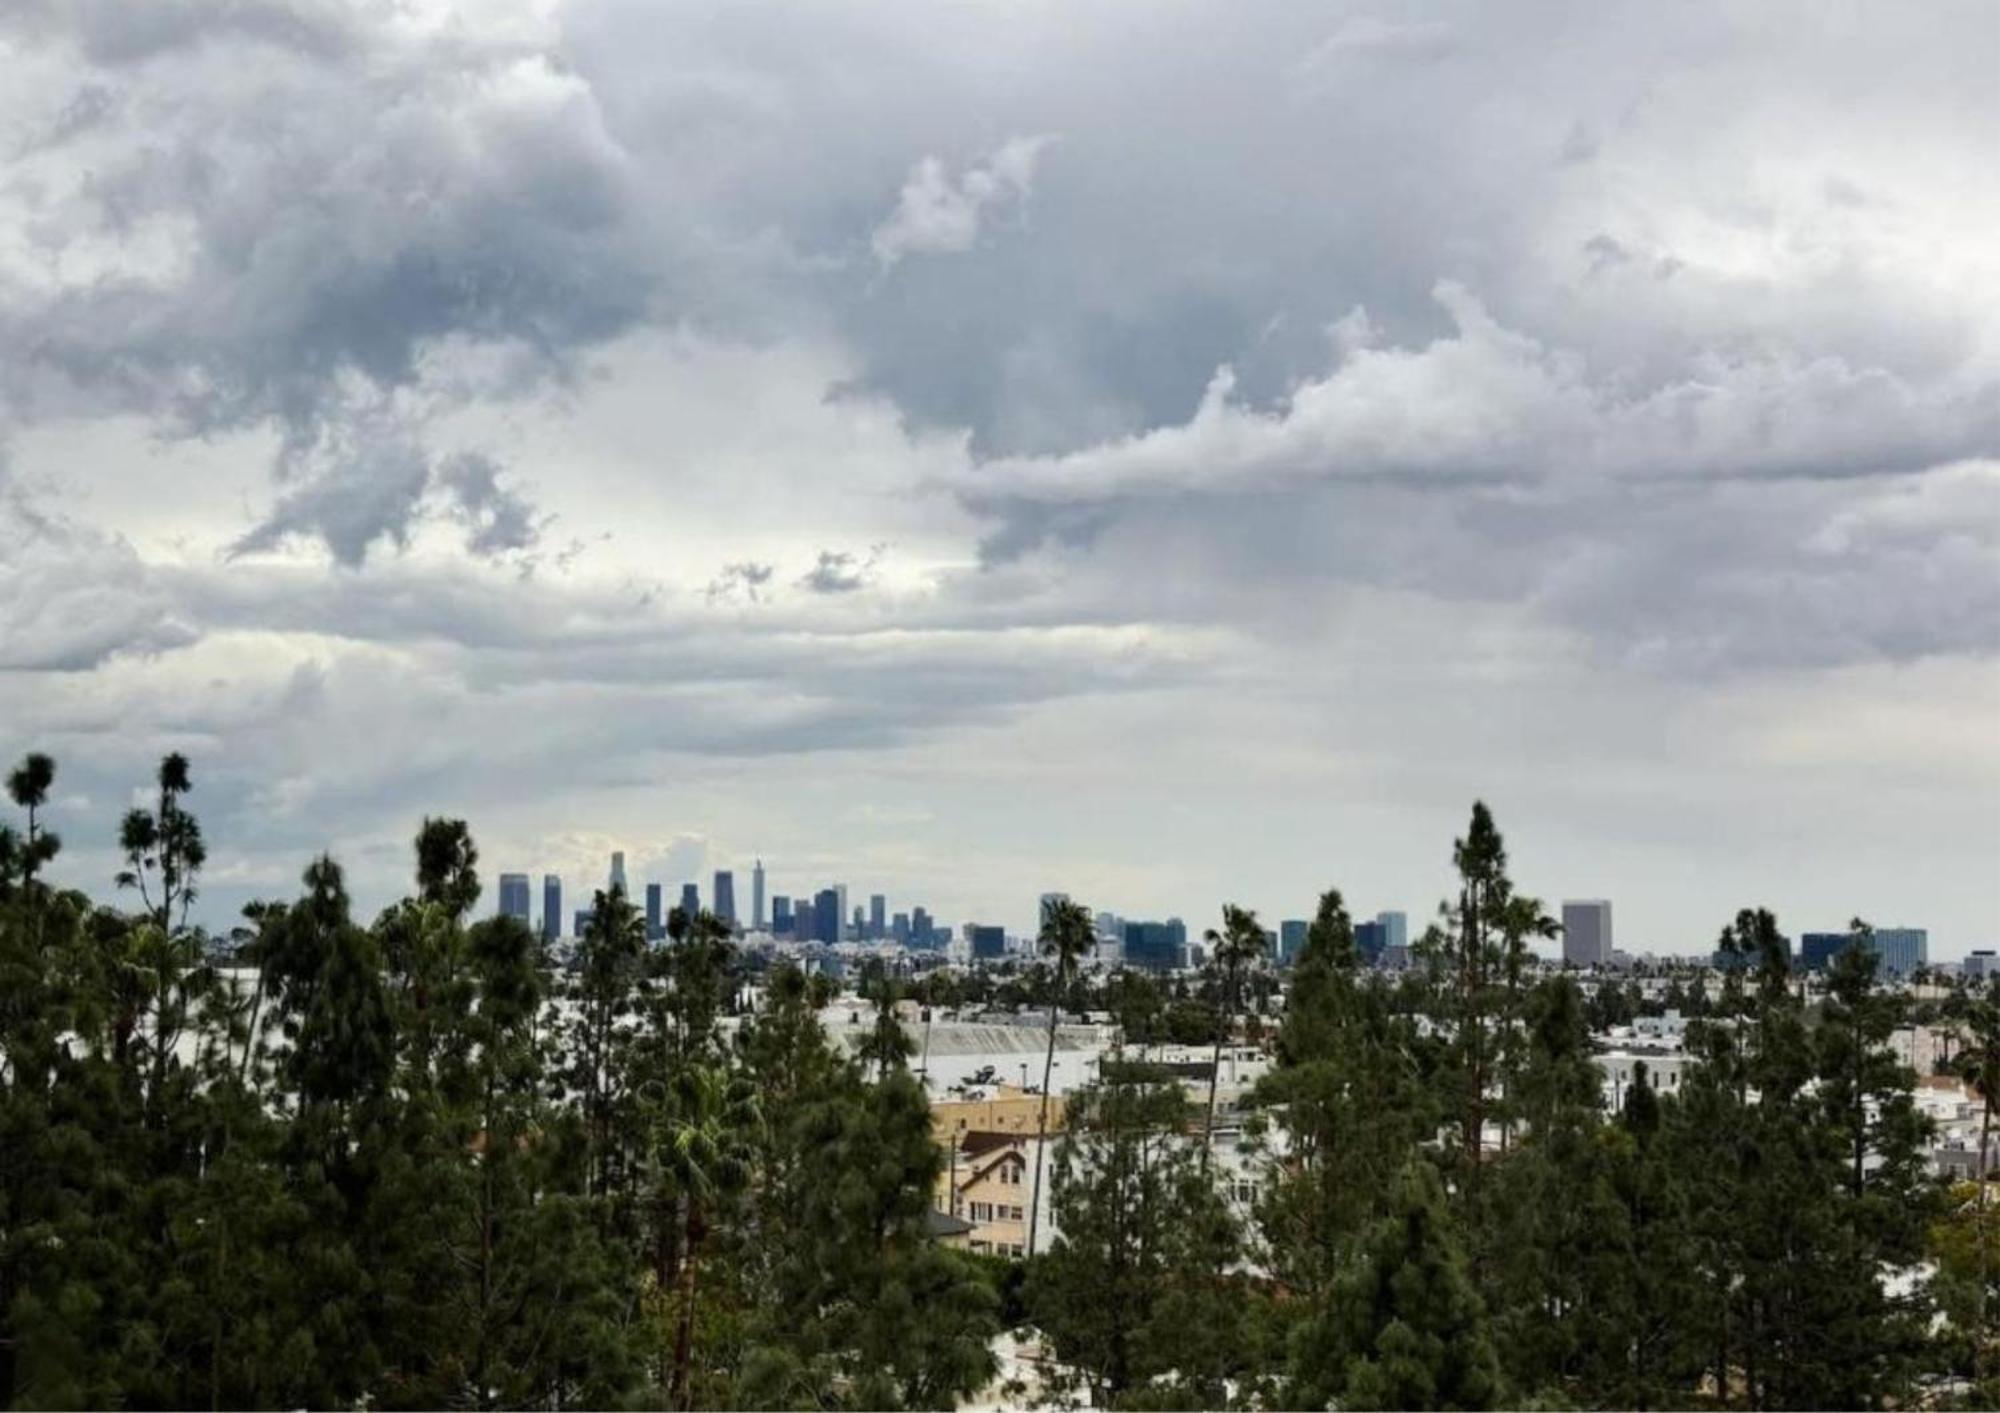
left=0, top=754, right=997, bottom=1410
left=0, top=754, right=1987, bottom=1409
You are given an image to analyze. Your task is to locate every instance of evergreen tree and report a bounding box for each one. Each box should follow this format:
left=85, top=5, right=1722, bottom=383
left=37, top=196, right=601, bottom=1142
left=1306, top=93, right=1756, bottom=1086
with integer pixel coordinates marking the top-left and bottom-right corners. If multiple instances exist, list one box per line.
left=1291, top=1156, right=1502, bottom=1411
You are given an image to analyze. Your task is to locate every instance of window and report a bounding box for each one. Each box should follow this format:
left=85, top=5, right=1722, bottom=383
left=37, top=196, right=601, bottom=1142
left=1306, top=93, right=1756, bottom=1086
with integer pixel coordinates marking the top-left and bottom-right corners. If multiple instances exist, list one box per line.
left=1009, top=1244, right=1025, bottom=1258
left=1005, top=1205, right=1025, bottom=1221
left=970, top=1240, right=991, bottom=1255
left=1000, top=1160, right=1024, bottom=1185
left=971, top=1201, right=994, bottom=1221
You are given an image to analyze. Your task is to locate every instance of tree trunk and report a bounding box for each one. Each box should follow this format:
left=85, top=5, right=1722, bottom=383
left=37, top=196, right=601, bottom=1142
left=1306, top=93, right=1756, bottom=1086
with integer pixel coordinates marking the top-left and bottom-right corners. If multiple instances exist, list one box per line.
left=670, top=1206, right=704, bottom=1411
left=1202, top=966, right=1232, bottom=1171
left=1028, top=982, right=1060, bottom=1258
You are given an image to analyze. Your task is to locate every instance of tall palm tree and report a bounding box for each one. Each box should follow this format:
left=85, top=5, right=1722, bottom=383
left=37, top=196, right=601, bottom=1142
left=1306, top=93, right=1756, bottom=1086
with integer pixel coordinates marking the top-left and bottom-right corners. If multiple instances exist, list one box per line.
left=661, top=1064, right=758, bottom=1410
left=1028, top=897, right=1095, bottom=1258
left=1201, top=904, right=1269, bottom=1168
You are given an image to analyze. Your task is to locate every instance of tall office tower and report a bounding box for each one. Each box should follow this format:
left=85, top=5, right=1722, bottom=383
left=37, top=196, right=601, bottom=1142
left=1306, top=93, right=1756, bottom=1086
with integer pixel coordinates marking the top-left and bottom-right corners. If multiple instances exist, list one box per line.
left=772, top=895, right=793, bottom=934
left=680, top=883, right=699, bottom=923
left=869, top=893, right=886, bottom=940
left=1377, top=911, right=1409, bottom=953
left=1873, top=928, right=1928, bottom=978
left=791, top=896, right=813, bottom=940
left=542, top=874, right=562, bottom=944
left=814, top=888, right=841, bottom=945
left=752, top=859, right=766, bottom=930
left=851, top=906, right=865, bottom=939
left=714, top=870, right=737, bottom=926
left=572, top=907, right=590, bottom=938
left=968, top=924, right=1007, bottom=961
left=1122, top=921, right=1182, bottom=972
left=645, top=883, right=664, bottom=941
left=835, top=885, right=850, bottom=941
left=911, top=906, right=933, bottom=947
left=609, top=851, right=627, bottom=896
left=1354, top=921, right=1387, bottom=964
left=891, top=911, right=910, bottom=944
left=1279, top=919, right=1308, bottom=966
left=1562, top=900, right=1613, bottom=968
left=498, top=873, right=531, bottom=925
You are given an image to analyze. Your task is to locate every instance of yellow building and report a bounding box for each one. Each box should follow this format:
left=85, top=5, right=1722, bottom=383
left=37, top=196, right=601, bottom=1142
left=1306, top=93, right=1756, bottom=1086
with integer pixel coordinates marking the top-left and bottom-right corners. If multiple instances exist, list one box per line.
left=930, top=1084, right=1065, bottom=1147
left=937, top=1131, right=1038, bottom=1258
left=928, top=1086, right=1064, bottom=1258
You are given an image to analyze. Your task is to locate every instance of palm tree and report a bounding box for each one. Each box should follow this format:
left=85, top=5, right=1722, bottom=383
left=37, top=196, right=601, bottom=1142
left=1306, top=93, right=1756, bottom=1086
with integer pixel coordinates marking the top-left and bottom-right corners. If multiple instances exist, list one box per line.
left=1201, top=904, right=1269, bottom=1167
left=661, top=1064, right=758, bottom=1410
left=1028, top=897, right=1095, bottom=1258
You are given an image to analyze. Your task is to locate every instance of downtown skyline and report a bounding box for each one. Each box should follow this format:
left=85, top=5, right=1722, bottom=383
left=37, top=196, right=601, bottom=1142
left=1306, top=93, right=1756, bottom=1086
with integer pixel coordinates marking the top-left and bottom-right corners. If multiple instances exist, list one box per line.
left=1, top=2, right=1993, bottom=959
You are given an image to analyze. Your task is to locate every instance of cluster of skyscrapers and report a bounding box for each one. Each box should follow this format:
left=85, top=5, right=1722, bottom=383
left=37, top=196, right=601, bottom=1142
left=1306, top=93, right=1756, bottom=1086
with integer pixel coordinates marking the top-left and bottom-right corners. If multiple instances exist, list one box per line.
left=493, top=854, right=955, bottom=950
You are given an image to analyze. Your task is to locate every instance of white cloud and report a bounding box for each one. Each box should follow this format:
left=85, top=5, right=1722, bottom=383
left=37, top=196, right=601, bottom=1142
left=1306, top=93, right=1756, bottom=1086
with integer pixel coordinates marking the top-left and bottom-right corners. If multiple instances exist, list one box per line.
left=870, top=134, right=1055, bottom=268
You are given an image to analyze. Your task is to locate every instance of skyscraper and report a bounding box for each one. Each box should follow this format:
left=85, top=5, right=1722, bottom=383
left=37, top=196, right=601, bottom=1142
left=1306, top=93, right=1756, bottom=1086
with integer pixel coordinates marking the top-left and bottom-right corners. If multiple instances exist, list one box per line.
left=542, top=874, right=561, bottom=944
left=1279, top=919, right=1308, bottom=966
left=968, top=924, right=1006, bottom=960
left=645, top=882, right=664, bottom=941
left=1377, top=911, right=1408, bottom=953
left=790, top=895, right=811, bottom=940
left=1355, top=921, right=1387, bottom=964
left=680, top=882, right=699, bottom=924
left=1122, top=919, right=1186, bottom=972
left=835, top=884, right=849, bottom=941
left=714, top=870, right=736, bottom=926
left=498, top=873, right=531, bottom=925
left=773, top=894, right=793, bottom=934
left=609, top=851, right=627, bottom=896
left=752, top=859, right=766, bottom=930
left=1562, top=900, right=1613, bottom=968
left=869, top=893, right=886, bottom=940
left=911, top=906, right=933, bottom=947
left=892, top=911, right=910, bottom=944
left=814, top=888, right=841, bottom=945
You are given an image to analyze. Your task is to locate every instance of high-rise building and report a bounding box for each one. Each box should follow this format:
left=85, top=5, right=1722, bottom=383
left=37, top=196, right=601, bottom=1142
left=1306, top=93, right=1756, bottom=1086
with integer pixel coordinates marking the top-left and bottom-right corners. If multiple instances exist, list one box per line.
left=752, top=859, right=766, bottom=931
left=814, top=888, right=841, bottom=946
left=773, top=894, right=793, bottom=934
left=1355, top=921, right=1387, bottom=964
left=645, top=883, right=664, bottom=942
left=542, top=874, right=562, bottom=944
left=1802, top=926, right=1928, bottom=978
left=498, top=873, right=531, bottom=925
left=1874, top=928, right=1929, bottom=978
left=891, top=911, right=911, bottom=944
left=714, top=870, right=736, bottom=926
left=968, top=924, right=1007, bottom=961
left=609, top=851, right=627, bottom=896
left=572, top=907, right=591, bottom=938
left=911, top=906, right=934, bottom=947
left=869, top=893, right=886, bottom=940
left=835, top=885, right=850, bottom=941
left=1279, top=919, right=1308, bottom=966
left=1562, top=900, right=1613, bottom=969
left=680, top=883, right=699, bottom=923
left=1122, top=919, right=1187, bottom=972
left=1377, top=911, right=1408, bottom=953
left=791, top=896, right=812, bottom=940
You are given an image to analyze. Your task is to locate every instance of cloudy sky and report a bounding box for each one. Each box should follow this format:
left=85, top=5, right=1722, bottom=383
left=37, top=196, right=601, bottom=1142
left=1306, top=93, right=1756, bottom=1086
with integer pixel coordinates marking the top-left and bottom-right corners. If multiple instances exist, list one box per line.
left=2, top=0, right=1996, bottom=953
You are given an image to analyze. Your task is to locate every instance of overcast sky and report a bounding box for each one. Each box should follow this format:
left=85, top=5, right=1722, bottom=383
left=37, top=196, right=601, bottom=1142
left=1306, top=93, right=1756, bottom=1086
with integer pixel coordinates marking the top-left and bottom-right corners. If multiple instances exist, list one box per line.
left=2, top=0, right=1996, bottom=953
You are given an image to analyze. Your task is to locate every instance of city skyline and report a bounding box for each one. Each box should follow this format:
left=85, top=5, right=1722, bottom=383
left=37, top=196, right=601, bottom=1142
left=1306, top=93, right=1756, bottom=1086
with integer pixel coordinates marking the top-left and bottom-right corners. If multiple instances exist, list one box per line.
left=2, top=1, right=1992, bottom=963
